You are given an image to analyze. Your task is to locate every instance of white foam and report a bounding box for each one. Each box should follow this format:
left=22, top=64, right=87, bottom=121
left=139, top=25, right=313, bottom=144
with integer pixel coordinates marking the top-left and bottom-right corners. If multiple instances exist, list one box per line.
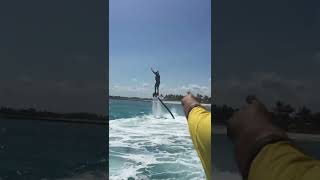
left=109, top=114, right=206, bottom=179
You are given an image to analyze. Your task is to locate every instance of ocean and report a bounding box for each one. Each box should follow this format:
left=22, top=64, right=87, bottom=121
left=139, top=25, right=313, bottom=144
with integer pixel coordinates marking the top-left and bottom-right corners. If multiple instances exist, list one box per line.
left=110, top=99, right=320, bottom=180
left=2, top=99, right=318, bottom=180
left=0, top=117, right=106, bottom=179
left=1, top=99, right=319, bottom=180
left=109, top=99, right=207, bottom=180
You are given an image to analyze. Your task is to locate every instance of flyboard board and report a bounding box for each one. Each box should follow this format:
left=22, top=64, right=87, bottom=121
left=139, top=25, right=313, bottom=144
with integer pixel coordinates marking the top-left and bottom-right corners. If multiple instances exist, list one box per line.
left=153, top=93, right=175, bottom=119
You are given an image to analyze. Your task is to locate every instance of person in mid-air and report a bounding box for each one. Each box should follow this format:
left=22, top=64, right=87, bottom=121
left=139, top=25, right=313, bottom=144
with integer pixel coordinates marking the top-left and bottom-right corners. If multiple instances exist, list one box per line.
left=151, top=68, right=160, bottom=97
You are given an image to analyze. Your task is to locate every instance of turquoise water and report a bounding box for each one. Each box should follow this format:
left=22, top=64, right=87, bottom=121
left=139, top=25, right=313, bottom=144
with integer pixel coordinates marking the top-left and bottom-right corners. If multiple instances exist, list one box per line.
left=109, top=99, right=320, bottom=180
left=109, top=99, right=185, bottom=120
left=109, top=99, right=206, bottom=180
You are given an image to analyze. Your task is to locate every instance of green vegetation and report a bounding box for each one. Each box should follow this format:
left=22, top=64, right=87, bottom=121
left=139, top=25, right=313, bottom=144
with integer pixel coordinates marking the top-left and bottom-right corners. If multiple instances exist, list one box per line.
left=110, top=96, right=151, bottom=101
left=0, top=107, right=106, bottom=121
left=163, top=94, right=212, bottom=104
left=213, top=101, right=320, bottom=134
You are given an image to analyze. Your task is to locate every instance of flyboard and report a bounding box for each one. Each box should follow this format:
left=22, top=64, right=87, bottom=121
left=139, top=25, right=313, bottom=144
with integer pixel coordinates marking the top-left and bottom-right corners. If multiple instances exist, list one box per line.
left=153, top=93, right=175, bottom=119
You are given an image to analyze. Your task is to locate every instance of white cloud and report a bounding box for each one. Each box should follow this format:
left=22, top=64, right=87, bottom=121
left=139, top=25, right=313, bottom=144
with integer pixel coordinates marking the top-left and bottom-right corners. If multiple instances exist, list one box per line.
left=110, top=83, right=153, bottom=97
left=110, top=83, right=211, bottom=98
left=131, top=78, right=138, bottom=82
left=160, top=84, right=210, bottom=96
left=113, top=85, right=120, bottom=89
left=142, top=83, right=149, bottom=88
left=213, top=72, right=320, bottom=110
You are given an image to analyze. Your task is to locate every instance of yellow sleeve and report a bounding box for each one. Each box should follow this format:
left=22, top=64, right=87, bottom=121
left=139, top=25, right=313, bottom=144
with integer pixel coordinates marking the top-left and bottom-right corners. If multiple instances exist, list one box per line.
left=249, top=141, right=320, bottom=180
left=187, top=106, right=211, bottom=180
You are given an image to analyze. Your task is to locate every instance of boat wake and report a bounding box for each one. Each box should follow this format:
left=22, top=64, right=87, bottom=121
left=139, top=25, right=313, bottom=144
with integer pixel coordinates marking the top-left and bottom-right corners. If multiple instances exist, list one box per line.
left=109, top=113, right=205, bottom=180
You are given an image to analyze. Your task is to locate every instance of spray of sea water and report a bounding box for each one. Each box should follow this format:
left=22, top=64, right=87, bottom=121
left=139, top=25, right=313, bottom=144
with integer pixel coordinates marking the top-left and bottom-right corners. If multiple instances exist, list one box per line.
left=109, top=99, right=205, bottom=180
left=152, top=97, right=162, bottom=118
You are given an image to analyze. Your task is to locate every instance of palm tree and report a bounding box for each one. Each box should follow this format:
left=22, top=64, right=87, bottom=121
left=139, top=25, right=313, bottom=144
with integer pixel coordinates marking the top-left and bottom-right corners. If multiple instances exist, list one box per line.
left=295, top=106, right=311, bottom=131
left=273, top=101, right=294, bottom=130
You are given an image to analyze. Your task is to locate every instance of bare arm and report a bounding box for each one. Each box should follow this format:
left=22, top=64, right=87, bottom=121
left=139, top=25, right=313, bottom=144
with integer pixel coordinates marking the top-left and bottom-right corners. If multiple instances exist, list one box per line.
left=151, top=68, right=156, bottom=74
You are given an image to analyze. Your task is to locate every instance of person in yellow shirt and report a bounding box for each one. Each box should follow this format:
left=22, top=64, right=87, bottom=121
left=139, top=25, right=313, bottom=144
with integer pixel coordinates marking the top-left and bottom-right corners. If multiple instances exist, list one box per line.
left=228, top=96, right=320, bottom=180
left=181, top=93, right=211, bottom=179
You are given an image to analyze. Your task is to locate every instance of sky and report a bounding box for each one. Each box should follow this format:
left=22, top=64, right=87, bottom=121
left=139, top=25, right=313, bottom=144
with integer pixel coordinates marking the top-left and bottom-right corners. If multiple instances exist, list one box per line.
left=109, top=0, right=211, bottom=98
left=3, top=0, right=319, bottom=113
left=213, top=0, right=320, bottom=111
left=0, top=0, right=107, bottom=114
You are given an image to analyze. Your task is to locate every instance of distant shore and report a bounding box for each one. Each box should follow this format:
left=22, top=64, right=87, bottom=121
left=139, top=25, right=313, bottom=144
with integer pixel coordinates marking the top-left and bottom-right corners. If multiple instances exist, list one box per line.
left=110, top=96, right=211, bottom=106
left=0, top=113, right=107, bottom=125
left=0, top=106, right=107, bottom=125
left=213, top=125, right=320, bottom=141
left=110, top=96, right=152, bottom=101
left=162, top=100, right=211, bottom=107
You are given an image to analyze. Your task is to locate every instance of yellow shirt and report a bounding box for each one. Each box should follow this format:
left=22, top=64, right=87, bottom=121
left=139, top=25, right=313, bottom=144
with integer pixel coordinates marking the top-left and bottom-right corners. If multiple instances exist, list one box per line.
left=187, top=106, right=211, bottom=180
left=249, top=141, right=320, bottom=180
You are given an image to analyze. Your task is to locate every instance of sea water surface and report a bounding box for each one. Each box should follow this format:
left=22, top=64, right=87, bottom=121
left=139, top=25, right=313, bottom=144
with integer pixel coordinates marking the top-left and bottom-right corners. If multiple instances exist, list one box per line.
left=109, top=99, right=207, bottom=180
left=212, top=129, right=320, bottom=180
left=0, top=117, right=106, bottom=179
left=110, top=99, right=320, bottom=180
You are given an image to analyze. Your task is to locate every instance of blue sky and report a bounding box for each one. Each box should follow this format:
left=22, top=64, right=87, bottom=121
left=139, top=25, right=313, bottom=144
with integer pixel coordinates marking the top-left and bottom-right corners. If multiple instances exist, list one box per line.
left=109, top=0, right=211, bottom=98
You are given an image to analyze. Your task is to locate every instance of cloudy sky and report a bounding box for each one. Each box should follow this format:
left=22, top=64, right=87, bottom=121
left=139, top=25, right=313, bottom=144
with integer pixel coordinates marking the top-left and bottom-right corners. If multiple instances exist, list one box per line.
left=213, top=0, right=320, bottom=111
left=0, top=1, right=107, bottom=114
left=109, top=0, right=211, bottom=98
left=3, top=0, right=319, bottom=113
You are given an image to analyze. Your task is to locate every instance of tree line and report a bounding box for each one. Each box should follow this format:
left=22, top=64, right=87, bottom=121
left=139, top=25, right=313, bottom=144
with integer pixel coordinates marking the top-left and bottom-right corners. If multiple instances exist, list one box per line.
left=213, top=101, right=320, bottom=134
left=163, top=94, right=212, bottom=104
left=0, top=107, right=106, bottom=120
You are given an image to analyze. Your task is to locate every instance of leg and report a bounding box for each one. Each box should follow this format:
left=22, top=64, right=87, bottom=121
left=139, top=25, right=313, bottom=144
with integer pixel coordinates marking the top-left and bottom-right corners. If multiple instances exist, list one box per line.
left=156, top=82, right=160, bottom=95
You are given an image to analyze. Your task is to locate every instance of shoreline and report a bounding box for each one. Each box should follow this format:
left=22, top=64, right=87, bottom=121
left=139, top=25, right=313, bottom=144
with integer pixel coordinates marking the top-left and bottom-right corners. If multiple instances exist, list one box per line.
left=110, top=96, right=211, bottom=105
left=110, top=98, right=211, bottom=106
left=213, top=125, right=320, bottom=141
left=163, top=100, right=211, bottom=107
left=0, top=114, right=107, bottom=125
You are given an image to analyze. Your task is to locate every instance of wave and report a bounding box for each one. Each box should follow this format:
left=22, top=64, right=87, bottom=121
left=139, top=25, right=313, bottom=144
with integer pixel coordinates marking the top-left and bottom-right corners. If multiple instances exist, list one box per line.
left=109, top=114, right=205, bottom=180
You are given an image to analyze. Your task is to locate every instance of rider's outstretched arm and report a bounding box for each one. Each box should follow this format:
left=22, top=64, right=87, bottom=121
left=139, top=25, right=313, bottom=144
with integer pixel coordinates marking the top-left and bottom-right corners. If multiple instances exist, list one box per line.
left=151, top=68, right=156, bottom=74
